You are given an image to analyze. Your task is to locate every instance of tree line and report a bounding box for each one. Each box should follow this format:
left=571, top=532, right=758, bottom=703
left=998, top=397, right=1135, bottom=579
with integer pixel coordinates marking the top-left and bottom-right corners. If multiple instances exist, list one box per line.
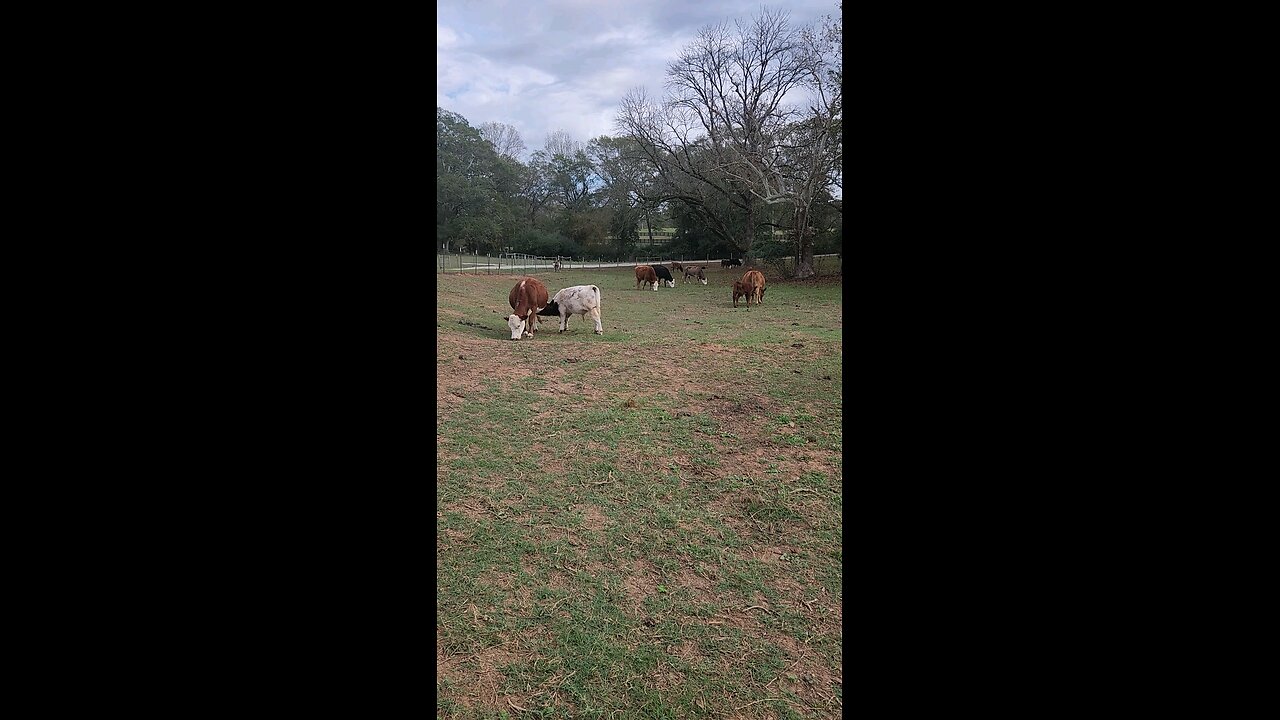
left=437, top=5, right=841, bottom=278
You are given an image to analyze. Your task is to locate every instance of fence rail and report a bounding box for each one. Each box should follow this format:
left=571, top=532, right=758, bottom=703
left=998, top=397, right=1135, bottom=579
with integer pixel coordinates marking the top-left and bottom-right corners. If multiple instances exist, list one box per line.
left=435, top=253, right=840, bottom=275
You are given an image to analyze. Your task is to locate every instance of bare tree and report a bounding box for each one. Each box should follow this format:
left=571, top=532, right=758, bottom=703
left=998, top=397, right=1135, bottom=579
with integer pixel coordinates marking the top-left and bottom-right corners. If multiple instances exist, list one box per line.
left=479, top=121, right=527, bottom=161
left=744, top=8, right=841, bottom=277
left=543, top=129, right=583, bottom=158
left=616, top=7, right=826, bottom=264
left=516, top=151, right=554, bottom=227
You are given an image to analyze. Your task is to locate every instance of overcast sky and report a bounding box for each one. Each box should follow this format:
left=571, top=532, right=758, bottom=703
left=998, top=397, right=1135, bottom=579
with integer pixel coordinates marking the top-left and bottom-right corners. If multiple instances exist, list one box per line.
left=437, top=0, right=839, bottom=159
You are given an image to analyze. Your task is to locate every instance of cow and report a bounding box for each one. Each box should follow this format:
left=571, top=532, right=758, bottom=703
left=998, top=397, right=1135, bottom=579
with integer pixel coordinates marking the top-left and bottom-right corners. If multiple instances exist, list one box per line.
left=635, top=265, right=659, bottom=291
left=732, top=280, right=752, bottom=308
left=741, top=269, right=765, bottom=307
left=670, top=261, right=684, bottom=272
left=652, top=264, right=676, bottom=288
left=721, top=258, right=743, bottom=268
left=537, top=284, right=604, bottom=335
left=682, top=265, right=708, bottom=285
left=507, top=277, right=550, bottom=340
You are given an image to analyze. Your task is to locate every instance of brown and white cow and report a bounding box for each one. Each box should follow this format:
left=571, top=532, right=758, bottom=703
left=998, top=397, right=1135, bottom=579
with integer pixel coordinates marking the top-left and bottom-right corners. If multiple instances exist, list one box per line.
left=635, top=265, right=659, bottom=292
left=507, top=277, right=550, bottom=340
left=682, top=265, right=707, bottom=285
left=741, top=270, right=765, bottom=307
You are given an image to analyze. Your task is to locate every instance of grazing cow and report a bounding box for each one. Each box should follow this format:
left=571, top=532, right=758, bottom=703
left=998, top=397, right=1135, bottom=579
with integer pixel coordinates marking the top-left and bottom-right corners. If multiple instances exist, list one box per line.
left=721, top=258, right=743, bottom=268
left=741, top=269, right=765, bottom=307
left=670, top=261, right=684, bottom=272
left=538, top=285, right=604, bottom=335
left=507, top=277, right=550, bottom=340
left=652, top=264, right=676, bottom=288
left=682, top=265, right=708, bottom=285
left=635, top=265, right=659, bottom=291
left=732, top=280, right=751, bottom=307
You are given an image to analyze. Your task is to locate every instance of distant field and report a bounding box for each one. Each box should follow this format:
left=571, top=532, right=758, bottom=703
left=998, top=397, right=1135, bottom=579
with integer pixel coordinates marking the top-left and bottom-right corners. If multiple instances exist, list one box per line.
left=437, top=264, right=843, bottom=718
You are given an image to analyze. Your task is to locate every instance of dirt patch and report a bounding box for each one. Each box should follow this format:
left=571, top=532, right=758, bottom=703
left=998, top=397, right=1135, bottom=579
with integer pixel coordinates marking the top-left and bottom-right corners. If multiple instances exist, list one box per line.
left=441, top=501, right=489, bottom=524
left=438, top=641, right=529, bottom=712
left=649, top=662, right=687, bottom=691
left=665, top=639, right=706, bottom=666
left=753, top=545, right=798, bottom=563
left=757, top=628, right=842, bottom=714
left=676, top=566, right=714, bottom=602
left=472, top=645, right=519, bottom=711
left=478, top=569, right=514, bottom=591
left=622, top=558, right=659, bottom=608
left=576, top=504, right=609, bottom=531
left=546, top=569, right=571, bottom=590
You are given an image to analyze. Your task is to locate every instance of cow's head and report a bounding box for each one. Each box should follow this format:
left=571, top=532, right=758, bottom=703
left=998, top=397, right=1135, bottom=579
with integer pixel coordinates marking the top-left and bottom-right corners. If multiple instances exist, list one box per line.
left=507, top=313, right=529, bottom=340
left=663, top=279, right=676, bottom=288
left=698, top=275, right=708, bottom=286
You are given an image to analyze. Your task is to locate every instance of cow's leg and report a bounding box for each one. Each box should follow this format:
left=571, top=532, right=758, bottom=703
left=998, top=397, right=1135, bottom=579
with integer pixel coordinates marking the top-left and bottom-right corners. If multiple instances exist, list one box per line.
left=559, top=309, right=569, bottom=333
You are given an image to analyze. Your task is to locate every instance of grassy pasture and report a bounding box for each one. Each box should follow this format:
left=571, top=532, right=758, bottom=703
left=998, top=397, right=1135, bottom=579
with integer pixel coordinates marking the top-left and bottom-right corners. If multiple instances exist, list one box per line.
left=437, top=264, right=843, bottom=718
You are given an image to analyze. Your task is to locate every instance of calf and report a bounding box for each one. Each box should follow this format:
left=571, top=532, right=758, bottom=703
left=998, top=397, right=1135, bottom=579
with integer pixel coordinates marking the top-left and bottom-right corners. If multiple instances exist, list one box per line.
left=507, top=277, right=550, bottom=340
left=732, top=280, right=752, bottom=308
left=682, top=265, right=707, bottom=285
left=635, top=265, right=659, bottom=291
left=652, top=264, right=676, bottom=288
left=538, top=284, right=604, bottom=335
left=741, top=269, right=765, bottom=307
left=721, top=258, right=743, bottom=268
left=670, top=261, right=684, bottom=272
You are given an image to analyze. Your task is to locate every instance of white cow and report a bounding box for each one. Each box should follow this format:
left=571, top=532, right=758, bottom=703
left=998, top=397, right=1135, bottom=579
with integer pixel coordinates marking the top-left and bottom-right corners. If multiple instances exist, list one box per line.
left=538, top=284, right=604, bottom=335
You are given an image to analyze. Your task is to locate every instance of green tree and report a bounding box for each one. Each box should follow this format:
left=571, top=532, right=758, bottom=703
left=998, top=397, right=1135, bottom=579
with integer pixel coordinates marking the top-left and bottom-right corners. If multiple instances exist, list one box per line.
left=436, top=107, right=519, bottom=255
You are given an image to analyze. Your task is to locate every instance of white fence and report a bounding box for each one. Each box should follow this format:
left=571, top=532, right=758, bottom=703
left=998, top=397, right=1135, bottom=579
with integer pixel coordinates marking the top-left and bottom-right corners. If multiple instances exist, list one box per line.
left=435, top=252, right=841, bottom=274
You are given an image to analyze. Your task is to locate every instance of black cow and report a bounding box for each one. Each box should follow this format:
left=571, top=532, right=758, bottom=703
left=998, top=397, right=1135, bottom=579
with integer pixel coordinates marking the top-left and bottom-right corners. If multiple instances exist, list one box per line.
left=721, top=258, right=743, bottom=268
left=652, top=264, right=676, bottom=288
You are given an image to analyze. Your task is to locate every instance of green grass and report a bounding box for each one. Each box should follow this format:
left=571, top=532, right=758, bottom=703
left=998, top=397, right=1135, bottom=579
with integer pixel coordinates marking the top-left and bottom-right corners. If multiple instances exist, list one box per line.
left=437, top=266, right=842, bottom=718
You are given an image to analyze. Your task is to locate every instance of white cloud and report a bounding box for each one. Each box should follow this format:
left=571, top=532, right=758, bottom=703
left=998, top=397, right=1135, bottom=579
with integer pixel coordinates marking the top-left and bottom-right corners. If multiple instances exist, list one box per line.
left=436, top=23, right=463, bottom=48
left=437, top=0, right=839, bottom=154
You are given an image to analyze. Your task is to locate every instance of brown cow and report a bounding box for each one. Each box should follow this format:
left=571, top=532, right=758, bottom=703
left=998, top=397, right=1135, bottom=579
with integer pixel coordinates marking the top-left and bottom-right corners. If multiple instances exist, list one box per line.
left=740, top=269, right=765, bottom=308
left=731, top=284, right=766, bottom=304
left=682, top=265, right=707, bottom=285
left=670, top=261, right=684, bottom=272
left=507, top=277, right=550, bottom=340
left=634, top=265, right=659, bottom=292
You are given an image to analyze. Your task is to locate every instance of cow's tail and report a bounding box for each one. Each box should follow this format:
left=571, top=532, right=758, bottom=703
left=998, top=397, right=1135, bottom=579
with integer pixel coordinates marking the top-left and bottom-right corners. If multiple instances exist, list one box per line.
left=591, top=285, right=600, bottom=308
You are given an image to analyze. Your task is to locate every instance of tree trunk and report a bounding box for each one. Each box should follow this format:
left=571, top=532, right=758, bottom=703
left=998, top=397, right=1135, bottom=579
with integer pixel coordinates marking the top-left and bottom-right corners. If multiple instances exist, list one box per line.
left=794, top=206, right=815, bottom=279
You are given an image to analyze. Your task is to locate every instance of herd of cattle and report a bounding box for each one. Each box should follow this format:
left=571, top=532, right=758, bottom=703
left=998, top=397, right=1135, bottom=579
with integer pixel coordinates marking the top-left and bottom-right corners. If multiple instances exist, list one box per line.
left=505, top=261, right=764, bottom=340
